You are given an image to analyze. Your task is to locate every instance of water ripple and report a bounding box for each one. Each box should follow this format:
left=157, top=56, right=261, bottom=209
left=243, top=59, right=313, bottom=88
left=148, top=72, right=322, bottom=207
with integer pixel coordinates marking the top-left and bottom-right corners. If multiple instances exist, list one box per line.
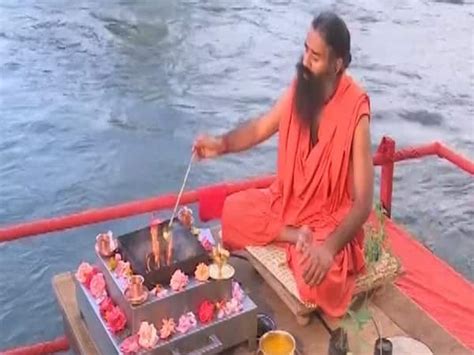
left=0, top=0, right=473, bottom=351
left=398, top=110, right=444, bottom=127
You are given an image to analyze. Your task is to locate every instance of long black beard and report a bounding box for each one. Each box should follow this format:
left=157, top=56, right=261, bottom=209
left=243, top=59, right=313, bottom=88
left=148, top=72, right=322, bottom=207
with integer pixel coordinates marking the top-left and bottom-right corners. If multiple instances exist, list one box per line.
left=294, top=61, right=327, bottom=127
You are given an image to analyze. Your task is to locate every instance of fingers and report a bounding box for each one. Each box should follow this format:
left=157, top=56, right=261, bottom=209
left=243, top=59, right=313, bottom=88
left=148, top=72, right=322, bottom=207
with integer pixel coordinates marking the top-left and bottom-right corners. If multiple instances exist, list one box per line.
left=192, top=135, right=204, bottom=148
left=315, top=267, right=326, bottom=285
left=296, top=226, right=312, bottom=253
left=295, top=238, right=303, bottom=253
left=193, top=134, right=222, bottom=160
left=298, top=247, right=311, bottom=266
left=303, top=259, right=318, bottom=284
left=300, top=251, right=329, bottom=286
left=192, top=135, right=207, bottom=160
left=295, top=233, right=307, bottom=253
left=310, top=262, right=327, bottom=286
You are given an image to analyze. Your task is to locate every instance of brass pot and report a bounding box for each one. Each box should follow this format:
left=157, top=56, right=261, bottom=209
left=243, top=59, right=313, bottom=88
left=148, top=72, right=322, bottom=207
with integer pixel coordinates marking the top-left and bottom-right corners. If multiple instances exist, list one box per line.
left=258, top=330, right=296, bottom=355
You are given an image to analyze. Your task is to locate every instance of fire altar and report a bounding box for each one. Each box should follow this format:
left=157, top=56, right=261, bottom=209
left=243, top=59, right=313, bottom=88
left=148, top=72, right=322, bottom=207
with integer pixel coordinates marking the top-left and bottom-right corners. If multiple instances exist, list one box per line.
left=74, top=208, right=258, bottom=354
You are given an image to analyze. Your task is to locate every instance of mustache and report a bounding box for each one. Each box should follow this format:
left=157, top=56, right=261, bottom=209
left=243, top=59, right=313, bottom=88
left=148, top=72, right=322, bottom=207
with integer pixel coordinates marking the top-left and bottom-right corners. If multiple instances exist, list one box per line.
left=296, top=61, right=315, bottom=81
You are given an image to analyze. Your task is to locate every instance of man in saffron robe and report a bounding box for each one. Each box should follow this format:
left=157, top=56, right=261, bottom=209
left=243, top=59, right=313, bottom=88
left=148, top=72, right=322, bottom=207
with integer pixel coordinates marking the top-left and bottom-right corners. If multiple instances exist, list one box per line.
left=193, top=12, right=374, bottom=318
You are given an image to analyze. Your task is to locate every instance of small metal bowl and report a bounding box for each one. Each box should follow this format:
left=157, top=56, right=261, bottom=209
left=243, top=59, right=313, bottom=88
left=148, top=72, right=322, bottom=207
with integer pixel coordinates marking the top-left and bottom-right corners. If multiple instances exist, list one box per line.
left=257, top=313, right=276, bottom=339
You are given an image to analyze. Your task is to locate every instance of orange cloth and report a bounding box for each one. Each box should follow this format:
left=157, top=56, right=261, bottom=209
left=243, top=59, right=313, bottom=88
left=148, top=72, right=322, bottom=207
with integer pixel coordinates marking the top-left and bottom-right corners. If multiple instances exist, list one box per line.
left=222, top=73, right=370, bottom=317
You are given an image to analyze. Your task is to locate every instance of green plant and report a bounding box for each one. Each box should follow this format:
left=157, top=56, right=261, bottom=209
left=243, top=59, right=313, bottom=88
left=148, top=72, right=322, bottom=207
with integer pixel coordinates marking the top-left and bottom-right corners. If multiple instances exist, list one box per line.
left=334, top=203, right=396, bottom=353
left=364, top=202, right=389, bottom=265
left=332, top=203, right=395, bottom=353
left=340, top=292, right=372, bottom=333
left=338, top=299, right=380, bottom=354
left=341, top=306, right=372, bottom=333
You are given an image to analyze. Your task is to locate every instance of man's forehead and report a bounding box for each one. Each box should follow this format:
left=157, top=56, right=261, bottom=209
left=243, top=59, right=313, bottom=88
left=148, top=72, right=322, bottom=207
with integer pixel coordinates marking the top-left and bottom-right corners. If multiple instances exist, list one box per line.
left=305, top=28, right=327, bottom=54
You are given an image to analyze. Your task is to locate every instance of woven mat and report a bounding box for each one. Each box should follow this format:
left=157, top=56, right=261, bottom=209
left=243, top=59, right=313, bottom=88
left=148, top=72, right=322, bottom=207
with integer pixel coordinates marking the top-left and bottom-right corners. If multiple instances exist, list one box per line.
left=246, top=245, right=402, bottom=310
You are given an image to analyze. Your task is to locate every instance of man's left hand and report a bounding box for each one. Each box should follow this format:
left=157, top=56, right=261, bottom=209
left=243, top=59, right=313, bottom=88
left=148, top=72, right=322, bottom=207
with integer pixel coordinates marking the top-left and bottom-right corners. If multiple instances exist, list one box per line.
left=299, top=244, right=334, bottom=286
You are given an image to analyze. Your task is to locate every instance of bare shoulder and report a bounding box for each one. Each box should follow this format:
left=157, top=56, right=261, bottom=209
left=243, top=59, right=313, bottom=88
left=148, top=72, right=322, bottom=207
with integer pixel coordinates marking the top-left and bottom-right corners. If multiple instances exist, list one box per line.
left=353, top=115, right=371, bottom=153
left=261, top=82, right=294, bottom=125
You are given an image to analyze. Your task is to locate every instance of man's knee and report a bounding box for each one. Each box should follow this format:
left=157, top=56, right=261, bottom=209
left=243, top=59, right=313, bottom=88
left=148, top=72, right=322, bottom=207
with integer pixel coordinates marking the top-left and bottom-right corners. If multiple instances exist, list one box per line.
left=221, top=191, right=245, bottom=238
left=222, top=190, right=251, bottom=223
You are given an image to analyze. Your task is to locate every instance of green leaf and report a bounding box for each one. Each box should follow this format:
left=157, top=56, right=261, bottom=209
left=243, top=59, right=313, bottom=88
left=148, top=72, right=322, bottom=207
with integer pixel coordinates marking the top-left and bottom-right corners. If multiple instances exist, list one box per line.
left=347, top=309, right=356, bottom=320
left=346, top=307, right=372, bottom=330
left=356, top=308, right=372, bottom=324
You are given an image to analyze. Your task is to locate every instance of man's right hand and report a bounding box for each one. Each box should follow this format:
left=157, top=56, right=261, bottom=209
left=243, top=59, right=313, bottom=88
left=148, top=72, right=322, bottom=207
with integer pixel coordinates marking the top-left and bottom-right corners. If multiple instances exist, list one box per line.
left=295, top=225, right=312, bottom=252
left=192, top=135, right=226, bottom=160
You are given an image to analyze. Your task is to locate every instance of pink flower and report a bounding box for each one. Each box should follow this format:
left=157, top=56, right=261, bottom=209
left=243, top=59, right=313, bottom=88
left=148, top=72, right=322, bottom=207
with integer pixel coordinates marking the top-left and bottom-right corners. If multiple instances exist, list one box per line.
left=232, top=281, right=245, bottom=303
left=138, top=322, right=158, bottom=349
left=85, top=267, right=101, bottom=289
left=201, top=239, right=213, bottom=252
left=105, top=306, right=127, bottom=333
left=90, top=273, right=107, bottom=299
left=120, top=335, right=140, bottom=354
left=176, top=312, right=197, bottom=334
left=224, top=298, right=243, bottom=316
left=215, top=300, right=226, bottom=319
left=75, top=262, right=94, bottom=285
left=99, top=297, right=115, bottom=317
left=198, top=300, right=215, bottom=324
left=160, top=318, right=176, bottom=339
left=170, top=270, right=188, bottom=292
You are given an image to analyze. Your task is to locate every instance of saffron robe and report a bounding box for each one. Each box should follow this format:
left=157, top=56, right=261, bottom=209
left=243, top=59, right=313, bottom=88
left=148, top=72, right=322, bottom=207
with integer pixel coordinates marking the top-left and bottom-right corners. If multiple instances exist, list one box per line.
left=221, top=73, right=370, bottom=317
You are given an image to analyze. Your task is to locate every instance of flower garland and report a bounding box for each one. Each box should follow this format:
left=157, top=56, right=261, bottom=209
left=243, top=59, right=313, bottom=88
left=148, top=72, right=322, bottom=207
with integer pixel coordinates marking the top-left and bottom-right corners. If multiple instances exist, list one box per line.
left=74, top=260, right=215, bottom=337
left=119, top=281, right=246, bottom=354
left=75, top=262, right=127, bottom=334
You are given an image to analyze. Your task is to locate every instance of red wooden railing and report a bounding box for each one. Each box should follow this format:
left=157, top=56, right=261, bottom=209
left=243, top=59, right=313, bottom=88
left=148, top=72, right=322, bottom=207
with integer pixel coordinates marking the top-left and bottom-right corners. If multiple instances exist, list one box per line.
left=1, top=137, right=473, bottom=354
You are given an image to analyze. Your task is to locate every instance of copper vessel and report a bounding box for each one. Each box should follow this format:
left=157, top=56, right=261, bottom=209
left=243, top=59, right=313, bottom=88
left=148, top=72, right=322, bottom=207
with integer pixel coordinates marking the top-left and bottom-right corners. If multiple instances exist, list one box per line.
left=125, top=275, right=148, bottom=305
left=95, top=232, right=117, bottom=257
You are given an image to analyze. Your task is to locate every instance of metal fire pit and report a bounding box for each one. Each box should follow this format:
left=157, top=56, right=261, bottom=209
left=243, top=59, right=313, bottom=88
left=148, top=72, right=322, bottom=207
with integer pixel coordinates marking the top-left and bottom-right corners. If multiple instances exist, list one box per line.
left=75, top=274, right=258, bottom=354
left=74, top=220, right=258, bottom=354
left=96, top=251, right=233, bottom=334
left=117, top=219, right=210, bottom=288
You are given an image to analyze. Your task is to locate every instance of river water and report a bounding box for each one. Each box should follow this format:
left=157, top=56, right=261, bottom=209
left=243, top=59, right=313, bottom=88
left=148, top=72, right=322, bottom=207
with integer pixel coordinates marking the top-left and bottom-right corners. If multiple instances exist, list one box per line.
left=0, top=0, right=473, bottom=350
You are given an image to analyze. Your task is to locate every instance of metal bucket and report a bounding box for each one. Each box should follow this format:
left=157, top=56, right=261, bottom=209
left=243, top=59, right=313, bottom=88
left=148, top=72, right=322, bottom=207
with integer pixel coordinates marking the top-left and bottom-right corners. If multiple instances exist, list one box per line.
left=258, top=330, right=296, bottom=355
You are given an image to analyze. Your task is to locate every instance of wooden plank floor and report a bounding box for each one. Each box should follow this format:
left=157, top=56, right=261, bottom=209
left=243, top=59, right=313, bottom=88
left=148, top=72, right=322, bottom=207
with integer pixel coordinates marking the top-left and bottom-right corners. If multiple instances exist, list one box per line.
left=53, top=256, right=411, bottom=355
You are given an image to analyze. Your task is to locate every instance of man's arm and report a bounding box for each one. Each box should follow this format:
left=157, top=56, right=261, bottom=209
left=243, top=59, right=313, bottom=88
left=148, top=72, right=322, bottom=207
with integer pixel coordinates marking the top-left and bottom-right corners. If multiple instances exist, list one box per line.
left=323, top=115, right=374, bottom=256
left=218, top=87, right=291, bottom=154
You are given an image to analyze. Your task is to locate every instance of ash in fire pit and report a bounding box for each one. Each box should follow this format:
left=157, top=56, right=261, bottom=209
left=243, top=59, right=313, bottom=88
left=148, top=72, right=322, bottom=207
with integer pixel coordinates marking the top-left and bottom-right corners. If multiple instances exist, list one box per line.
left=117, top=216, right=210, bottom=289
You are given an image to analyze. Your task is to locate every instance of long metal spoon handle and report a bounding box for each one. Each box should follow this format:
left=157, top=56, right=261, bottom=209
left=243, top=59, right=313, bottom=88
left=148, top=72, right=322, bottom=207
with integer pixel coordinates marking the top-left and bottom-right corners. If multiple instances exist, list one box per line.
left=169, top=151, right=195, bottom=228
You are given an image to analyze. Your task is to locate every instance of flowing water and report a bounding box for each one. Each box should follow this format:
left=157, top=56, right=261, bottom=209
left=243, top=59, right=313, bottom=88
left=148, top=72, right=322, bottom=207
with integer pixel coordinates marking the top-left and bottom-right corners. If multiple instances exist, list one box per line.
left=0, top=0, right=473, bottom=350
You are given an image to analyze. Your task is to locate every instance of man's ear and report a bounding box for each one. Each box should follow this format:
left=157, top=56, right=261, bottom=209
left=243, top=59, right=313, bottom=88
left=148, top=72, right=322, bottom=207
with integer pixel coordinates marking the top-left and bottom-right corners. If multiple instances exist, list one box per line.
left=335, top=58, right=343, bottom=74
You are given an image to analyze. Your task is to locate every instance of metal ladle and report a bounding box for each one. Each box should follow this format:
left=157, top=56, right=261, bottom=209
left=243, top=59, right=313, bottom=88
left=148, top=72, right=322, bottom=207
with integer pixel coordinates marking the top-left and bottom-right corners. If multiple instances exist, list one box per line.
left=169, top=151, right=195, bottom=229
left=165, top=152, right=195, bottom=265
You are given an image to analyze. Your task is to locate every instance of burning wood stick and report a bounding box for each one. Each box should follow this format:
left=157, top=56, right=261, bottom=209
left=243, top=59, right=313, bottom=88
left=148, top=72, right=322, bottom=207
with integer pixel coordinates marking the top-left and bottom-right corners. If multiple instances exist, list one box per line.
left=163, top=225, right=173, bottom=266
left=150, top=223, right=160, bottom=267
left=167, top=235, right=173, bottom=266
